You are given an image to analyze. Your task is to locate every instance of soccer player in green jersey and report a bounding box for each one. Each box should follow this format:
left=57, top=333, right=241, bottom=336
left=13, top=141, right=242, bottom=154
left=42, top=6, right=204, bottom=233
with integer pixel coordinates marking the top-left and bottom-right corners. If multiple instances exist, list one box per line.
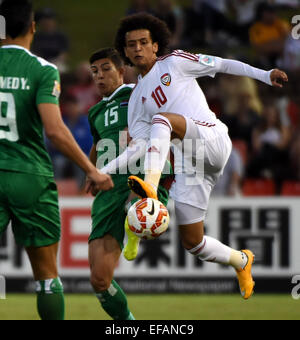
left=88, top=48, right=171, bottom=320
left=0, top=0, right=113, bottom=320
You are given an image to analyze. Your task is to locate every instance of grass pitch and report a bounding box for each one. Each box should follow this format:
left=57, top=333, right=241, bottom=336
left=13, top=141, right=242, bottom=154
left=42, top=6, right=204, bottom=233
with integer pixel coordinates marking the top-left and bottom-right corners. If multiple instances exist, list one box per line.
left=0, top=294, right=299, bottom=320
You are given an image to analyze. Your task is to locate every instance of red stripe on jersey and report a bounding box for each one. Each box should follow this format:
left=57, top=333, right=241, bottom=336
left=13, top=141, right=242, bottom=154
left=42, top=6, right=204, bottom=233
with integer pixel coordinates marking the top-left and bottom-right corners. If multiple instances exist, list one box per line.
left=157, top=52, right=174, bottom=61
left=176, top=50, right=199, bottom=61
left=193, top=120, right=216, bottom=128
left=158, top=50, right=197, bottom=60
left=158, top=52, right=198, bottom=62
left=158, top=53, right=196, bottom=62
left=158, top=50, right=199, bottom=63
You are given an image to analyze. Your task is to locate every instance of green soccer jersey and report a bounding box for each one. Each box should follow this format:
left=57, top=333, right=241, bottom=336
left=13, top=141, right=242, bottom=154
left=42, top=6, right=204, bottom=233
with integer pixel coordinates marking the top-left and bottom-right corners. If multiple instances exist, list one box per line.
left=0, top=45, right=61, bottom=177
left=88, top=84, right=134, bottom=177
left=89, top=84, right=171, bottom=248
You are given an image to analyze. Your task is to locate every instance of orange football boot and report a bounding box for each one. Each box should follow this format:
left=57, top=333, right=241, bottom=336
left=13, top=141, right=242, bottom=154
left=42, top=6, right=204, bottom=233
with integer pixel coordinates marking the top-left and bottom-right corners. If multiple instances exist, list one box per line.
left=128, top=176, right=158, bottom=200
left=235, top=249, right=255, bottom=300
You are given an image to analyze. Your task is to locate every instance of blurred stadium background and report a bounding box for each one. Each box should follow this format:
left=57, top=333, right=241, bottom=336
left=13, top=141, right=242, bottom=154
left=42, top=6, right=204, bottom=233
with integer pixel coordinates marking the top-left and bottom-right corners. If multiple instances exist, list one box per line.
left=1, top=0, right=300, bottom=320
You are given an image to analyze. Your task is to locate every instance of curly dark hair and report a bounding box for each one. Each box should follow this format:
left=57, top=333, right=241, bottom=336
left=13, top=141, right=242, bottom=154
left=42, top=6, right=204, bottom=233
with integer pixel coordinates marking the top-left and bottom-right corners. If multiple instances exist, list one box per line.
left=115, top=13, right=171, bottom=66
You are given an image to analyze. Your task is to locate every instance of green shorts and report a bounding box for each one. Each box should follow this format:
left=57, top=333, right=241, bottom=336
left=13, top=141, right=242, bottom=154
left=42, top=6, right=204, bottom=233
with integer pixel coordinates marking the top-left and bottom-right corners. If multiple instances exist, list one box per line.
left=89, top=175, right=170, bottom=250
left=0, top=170, right=61, bottom=247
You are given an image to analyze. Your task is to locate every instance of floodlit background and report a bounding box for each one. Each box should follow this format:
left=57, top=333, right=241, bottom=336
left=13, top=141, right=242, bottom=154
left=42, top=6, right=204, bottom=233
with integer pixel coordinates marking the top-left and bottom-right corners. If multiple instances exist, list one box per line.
left=0, top=0, right=300, bottom=320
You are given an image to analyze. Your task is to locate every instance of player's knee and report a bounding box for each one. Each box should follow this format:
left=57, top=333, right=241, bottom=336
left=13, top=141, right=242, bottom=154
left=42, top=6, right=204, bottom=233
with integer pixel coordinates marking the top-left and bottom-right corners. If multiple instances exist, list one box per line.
left=90, top=273, right=111, bottom=292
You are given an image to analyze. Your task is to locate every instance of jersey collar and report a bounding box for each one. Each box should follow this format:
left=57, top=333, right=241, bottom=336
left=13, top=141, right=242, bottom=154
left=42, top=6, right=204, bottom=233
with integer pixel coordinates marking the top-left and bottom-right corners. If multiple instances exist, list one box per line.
left=137, top=61, right=157, bottom=81
left=102, top=84, right=129, bottom=102
left=1, top=44, right=29, bottom=52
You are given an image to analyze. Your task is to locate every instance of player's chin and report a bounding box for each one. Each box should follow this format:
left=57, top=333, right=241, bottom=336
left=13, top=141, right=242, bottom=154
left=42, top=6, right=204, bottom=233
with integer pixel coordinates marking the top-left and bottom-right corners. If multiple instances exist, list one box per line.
left=98, top=84, right=110, bottom=97
left=133, top=56, right=145, bottom=65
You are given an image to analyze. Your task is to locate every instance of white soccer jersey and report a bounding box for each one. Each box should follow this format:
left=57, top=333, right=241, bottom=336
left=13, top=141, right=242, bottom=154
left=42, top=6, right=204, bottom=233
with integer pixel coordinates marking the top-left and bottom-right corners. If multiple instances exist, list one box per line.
left=128, top=49, right=273, bottom=141
left=101, top=49, right=272, bottom=177
left=128, top=50, right=222, bottom=141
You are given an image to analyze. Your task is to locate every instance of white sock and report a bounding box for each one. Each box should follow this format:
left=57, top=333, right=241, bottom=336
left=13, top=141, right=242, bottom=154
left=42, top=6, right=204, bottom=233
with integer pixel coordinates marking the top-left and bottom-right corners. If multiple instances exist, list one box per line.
left=188, top=236, right=247, bottom=269
left=144, top=114, right=172, bottom=187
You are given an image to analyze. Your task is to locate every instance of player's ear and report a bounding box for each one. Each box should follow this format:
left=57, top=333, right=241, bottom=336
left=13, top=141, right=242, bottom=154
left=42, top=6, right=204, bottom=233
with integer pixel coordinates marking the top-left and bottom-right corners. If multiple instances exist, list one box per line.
left=118, top=66, right=126, bottom=78
left=153, top=42, right=158, bottom=54
left=31, top=21, right=36, bottom=34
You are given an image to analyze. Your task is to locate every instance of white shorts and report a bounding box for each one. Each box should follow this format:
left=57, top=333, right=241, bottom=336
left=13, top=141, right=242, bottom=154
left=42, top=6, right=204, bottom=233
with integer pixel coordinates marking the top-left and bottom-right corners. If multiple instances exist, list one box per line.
left=175, top=201, right=206, bottom=225
left=170, top=117, right=232, bottom=221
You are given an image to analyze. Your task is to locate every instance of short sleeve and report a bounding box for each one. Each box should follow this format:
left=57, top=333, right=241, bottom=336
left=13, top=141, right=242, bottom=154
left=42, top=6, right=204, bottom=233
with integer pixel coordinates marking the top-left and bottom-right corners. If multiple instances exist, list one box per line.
left=170, top=50, right=223, bottom=79
left=36, top=66, right=61, bottom=106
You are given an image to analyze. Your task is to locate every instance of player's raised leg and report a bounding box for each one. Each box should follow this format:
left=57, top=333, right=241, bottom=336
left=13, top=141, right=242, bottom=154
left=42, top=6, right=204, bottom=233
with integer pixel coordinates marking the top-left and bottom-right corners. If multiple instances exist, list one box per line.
left=89, top=235, right=135, bottom=320
left=128, top=112, right=184, bottom=198
left=26, top=243, right=65, bottom=320
left=176, top=202, right=255, bottom=300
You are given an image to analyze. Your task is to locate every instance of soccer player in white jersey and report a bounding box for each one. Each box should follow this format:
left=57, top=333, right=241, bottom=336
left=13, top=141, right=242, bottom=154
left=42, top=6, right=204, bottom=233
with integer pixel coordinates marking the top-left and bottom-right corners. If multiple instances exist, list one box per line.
left=102, top=13, right=288, bottom=300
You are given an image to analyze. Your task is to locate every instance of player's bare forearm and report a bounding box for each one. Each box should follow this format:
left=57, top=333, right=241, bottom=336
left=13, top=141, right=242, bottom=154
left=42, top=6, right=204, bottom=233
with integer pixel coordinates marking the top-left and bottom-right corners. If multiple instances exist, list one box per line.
left=39, top=103, right=114, bottom=192
left=39, top=103, right=94, bottom=174
left=89, top=144, right=97, bottom=166
left=48, top=125, right=95, bottom=174
left=86, top=144, right=99, bottom=195
left=47, top=126, right=113, bottom=191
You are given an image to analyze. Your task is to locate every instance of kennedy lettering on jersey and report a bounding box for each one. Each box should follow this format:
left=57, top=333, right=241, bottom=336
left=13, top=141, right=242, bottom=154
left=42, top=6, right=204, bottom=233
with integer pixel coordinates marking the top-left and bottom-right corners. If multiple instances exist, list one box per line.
left=0, top=45, right=60, bottom=177
left=0, top=76, right=30, bottom=90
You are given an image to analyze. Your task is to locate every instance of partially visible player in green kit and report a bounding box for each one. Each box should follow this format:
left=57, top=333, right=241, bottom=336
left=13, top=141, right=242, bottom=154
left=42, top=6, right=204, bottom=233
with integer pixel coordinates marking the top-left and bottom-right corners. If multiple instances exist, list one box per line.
left=88, top=48, right=171, bottom=320
left=0, top=0, right=113, bottom=320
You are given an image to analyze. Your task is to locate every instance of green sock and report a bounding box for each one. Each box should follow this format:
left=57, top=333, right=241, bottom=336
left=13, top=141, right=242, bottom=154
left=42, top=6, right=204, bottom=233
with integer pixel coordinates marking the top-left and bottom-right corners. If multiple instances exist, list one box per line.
left=36, top=277, right=65, bottom=320
left=96, top=279, right=134, bottom=320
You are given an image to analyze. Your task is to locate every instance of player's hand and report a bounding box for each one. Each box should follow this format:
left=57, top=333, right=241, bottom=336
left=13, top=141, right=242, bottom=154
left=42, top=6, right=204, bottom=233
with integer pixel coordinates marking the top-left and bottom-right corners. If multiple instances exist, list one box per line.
left=85, top=178, right=100, bottom=196
left=270, top=69, right=288, bottom=88
left=86, top=169, right=114, bottom=194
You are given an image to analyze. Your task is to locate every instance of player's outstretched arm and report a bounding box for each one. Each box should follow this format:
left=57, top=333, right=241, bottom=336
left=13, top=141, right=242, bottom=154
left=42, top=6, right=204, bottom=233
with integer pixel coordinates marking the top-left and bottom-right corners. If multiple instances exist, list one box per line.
left=39, top=103, right=114, bottom=193
left=86, top=144, right=101, bottom=196
left=217, top=58, right=288, bottom=87
left=89, top=144, right=97, bottom=166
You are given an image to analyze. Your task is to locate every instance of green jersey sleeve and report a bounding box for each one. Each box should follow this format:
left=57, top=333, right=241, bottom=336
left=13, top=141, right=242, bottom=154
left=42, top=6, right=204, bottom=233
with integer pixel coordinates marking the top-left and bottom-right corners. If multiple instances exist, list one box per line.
left=36, top=66, right=61, bottom=106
